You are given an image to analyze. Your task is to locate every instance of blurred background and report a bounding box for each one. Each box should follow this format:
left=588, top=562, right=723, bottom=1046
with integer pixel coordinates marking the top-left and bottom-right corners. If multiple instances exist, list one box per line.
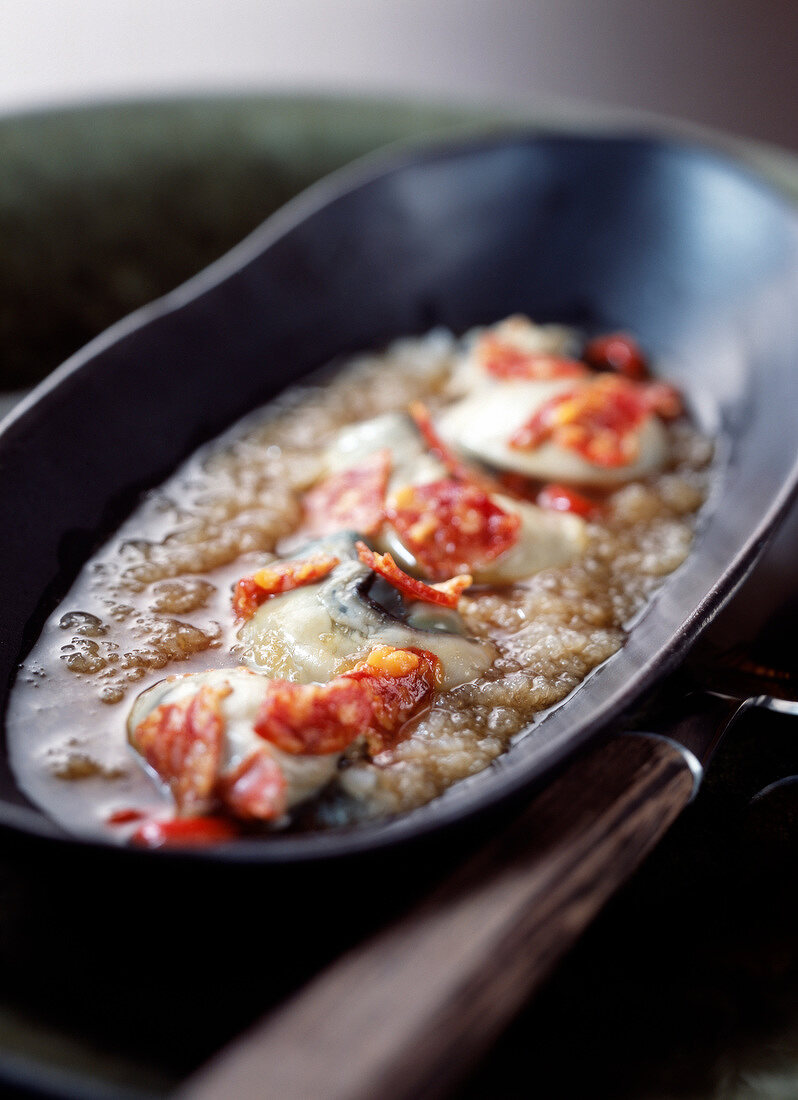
left=1, top=0, right=797, bottom=150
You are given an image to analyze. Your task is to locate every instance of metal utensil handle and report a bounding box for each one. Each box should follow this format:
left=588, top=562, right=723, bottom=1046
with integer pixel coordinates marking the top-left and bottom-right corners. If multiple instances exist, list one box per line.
left=180, top=734, right=695, bottom=1100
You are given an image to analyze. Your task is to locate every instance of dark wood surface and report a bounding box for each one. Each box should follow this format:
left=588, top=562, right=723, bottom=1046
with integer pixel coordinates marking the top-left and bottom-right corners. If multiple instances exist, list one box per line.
left=181, top=735, right=694, bottom=1100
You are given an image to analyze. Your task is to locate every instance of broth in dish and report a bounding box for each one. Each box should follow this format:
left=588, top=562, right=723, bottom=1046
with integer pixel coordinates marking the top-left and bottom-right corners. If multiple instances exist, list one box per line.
left=8, top=317, right=710, bottom=845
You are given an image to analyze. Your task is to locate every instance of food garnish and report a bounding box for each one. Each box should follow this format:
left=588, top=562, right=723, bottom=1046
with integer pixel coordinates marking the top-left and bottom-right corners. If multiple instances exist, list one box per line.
left=298, top=448, right=391, bottom=539
left=128, top=643, right=442, bottom=832
left=130, top=682, right=231, bottom=815
left=233, top=554, right=340, bottom=620
left=408, top=400, right=497, bottom=491
left=509, top=374, right=682, bottom=466
left=341, top=645, right=442, bottom=754
left=536, top=483, right=598, bottom=517
left=583, top=331, right=648, bottom=379
left=254, top=644, right=441, bottom=756
left=472, top=316, right=589, bottom=381
left=218, top=751, right=288, bottom=820
left=106, top=808, right=147, bottom=826
left=383, top=479, right=520, bottom=580
left=478, top=334, right=589, bottom=381
left=131, top=816, right=241, bottom=848
left=355, top=540, right=472, bottom=606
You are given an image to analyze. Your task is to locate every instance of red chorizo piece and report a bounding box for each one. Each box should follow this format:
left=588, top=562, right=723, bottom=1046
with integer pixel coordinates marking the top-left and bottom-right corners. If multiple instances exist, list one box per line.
left=218, top=750, right=288, bottom=820
left=510, top=374, right=682, bottom=467
left=253, top=677, right=376, bottom=755
left=383, top=479, right=520, bottom=581
left=298, top=447, right=391, bottom=540
left=106, top=808, right=148, bottom=826
left=477, top=332, right=589, bottom=381
left=643, top=381, right=683, bottom=420
left=342, top=645, right=442, bottom=754
left=131, top=816, right=240, bottom=848
left=130, top=645, right=443, bottom=838
left=355, top=540, right=472, bottom=607
left=410, top=401, right=477, bottom=482
left=130, top=683, right=294, bottom=826
left=536, top=483, right=598, bottom=518
left=254, top=645, right=442, bottom=757
left=232, top=553, right=340, bottom=620
left=408, top=401, right=500, bottom=494
left=582, top=331, right=648, bottom=380
left=129, top=682, right=231, bottom=815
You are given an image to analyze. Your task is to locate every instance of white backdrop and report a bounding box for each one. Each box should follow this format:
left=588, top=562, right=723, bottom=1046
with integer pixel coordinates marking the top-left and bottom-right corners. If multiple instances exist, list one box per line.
left=0, top=0, right=796, bottom=149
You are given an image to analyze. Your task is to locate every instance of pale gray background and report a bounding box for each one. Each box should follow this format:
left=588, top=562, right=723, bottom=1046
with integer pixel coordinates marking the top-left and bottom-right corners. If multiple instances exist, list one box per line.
left=0, top=0, right=796, bottom=149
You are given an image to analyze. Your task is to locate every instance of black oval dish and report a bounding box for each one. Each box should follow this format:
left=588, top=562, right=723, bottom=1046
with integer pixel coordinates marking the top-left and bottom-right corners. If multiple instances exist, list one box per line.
left=3, top=131, right=798, bottom=863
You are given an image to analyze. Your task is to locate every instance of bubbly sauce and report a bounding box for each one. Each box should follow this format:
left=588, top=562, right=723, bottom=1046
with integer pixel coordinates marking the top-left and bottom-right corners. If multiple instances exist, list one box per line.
left=8, top=330, right=711, bottom=841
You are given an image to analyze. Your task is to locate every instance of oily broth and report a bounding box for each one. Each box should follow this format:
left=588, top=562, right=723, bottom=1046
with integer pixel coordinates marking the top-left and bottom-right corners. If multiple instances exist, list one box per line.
left=7, top=330, right=710, bottom=840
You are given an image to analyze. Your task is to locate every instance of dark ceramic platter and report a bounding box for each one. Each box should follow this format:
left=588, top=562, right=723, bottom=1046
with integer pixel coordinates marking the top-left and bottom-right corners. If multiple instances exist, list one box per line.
left=2, top=130, right=798, bottom=863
